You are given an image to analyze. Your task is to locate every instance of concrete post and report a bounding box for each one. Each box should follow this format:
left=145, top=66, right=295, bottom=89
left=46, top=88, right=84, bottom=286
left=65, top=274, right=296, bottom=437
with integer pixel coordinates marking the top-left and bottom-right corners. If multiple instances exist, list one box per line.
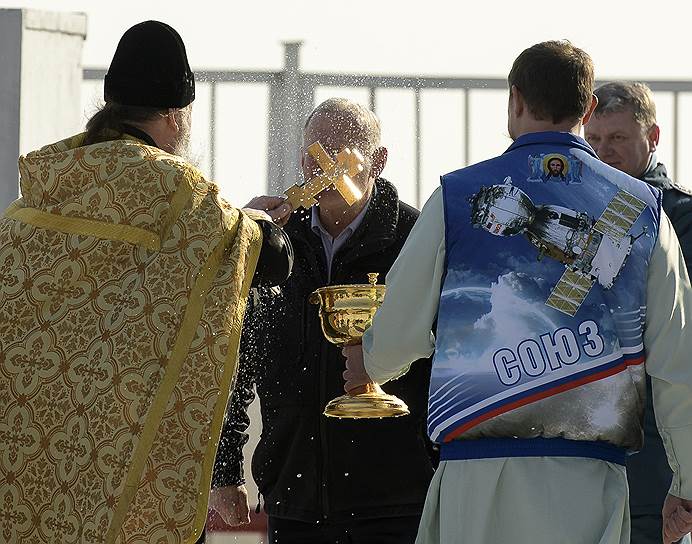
left=0, top=9, right=87, bottom=212
left=266, top=41, right=315, bottom=194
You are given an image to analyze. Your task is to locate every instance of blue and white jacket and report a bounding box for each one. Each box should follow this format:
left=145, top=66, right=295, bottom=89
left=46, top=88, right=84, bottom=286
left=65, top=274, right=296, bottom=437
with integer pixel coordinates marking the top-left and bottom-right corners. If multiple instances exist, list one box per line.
left=432, top=132, right=661, bottom=464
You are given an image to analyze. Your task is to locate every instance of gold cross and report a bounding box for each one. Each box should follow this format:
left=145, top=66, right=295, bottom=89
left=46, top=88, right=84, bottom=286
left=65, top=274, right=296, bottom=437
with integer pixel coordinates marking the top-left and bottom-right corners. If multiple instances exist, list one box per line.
left=284, top=142, right=364, bottom=210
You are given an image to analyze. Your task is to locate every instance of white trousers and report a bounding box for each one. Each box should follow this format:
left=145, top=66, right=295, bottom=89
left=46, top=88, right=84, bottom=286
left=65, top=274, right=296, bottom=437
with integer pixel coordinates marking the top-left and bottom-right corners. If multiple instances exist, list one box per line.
left=416, top=457, right=630, bottom=544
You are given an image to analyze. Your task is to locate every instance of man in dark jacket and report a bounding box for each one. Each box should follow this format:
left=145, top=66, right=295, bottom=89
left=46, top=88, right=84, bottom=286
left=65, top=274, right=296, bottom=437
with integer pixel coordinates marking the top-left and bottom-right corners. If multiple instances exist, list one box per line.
left=209, top=98, right=435, bottom=544
left=585, top=81, right=692, bottom=544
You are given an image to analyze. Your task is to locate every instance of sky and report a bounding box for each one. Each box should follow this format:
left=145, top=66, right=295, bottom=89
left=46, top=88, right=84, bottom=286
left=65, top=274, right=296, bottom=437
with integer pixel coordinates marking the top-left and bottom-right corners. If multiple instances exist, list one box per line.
left=3, top=0, right=692, bottom=207
left=19, top=0, right=691, bottom=78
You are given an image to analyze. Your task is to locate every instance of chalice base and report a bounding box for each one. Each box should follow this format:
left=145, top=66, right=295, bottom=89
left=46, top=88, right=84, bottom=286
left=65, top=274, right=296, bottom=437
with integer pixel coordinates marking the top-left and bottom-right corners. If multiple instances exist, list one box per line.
left=323, top=392, right=410, bottom=419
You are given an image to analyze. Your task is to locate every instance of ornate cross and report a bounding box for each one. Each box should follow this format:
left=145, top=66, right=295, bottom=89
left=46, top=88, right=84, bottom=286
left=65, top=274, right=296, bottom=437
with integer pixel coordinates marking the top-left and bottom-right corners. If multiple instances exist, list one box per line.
left=284, top=142, right=364, bottom=210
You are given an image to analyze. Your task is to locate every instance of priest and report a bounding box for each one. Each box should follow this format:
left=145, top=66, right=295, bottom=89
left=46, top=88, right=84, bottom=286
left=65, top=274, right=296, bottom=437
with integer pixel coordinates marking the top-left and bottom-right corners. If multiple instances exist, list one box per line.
left=0, top=21, right=292, bottom=544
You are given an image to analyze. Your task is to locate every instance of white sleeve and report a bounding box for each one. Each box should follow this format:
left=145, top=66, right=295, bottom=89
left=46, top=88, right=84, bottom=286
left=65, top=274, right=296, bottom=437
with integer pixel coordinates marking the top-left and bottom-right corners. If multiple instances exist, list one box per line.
left=362, top=187, right=445, bottom=384
left=644, top=212, right=692, bottom=499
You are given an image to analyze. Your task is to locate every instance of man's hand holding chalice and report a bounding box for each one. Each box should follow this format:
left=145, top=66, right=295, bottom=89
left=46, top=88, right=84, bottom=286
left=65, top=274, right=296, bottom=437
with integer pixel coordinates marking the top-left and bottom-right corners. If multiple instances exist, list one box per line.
left=342, top=344, right=372, bottom=394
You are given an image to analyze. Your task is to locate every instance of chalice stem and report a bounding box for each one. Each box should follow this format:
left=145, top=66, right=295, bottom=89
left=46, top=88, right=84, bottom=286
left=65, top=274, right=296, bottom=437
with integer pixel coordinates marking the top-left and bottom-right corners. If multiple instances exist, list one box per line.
left=348, top=382, right=382, bottom=396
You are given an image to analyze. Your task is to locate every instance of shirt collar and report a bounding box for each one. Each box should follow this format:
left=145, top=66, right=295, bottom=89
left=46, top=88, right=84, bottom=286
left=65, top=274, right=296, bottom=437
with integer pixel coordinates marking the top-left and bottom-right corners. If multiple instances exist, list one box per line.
left=311, top=188, right=374, bottom=239
left=504, top=131, right=598, bottom=158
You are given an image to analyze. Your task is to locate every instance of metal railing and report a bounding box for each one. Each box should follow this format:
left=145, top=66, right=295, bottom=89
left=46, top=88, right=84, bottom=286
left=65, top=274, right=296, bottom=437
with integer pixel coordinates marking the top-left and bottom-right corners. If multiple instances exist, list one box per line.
left=84, top=42, right=692, bottom=208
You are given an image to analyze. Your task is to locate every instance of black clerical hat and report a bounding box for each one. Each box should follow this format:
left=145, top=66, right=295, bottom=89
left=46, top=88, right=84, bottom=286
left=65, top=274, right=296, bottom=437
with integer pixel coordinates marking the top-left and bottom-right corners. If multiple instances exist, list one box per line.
left=104, top=21, right=195, bottom=108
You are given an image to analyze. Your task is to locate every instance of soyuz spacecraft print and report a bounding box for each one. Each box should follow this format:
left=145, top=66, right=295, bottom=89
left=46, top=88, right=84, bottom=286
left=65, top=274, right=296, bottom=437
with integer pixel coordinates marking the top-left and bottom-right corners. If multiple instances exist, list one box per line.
left=469, top=177, right=647, bottom=316
left=528, top=152, right=583, bottom=184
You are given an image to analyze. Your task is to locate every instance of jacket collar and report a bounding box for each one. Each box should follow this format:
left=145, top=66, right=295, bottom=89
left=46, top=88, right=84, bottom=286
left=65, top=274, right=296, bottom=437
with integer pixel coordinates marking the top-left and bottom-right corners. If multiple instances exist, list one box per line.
left=640, top=153, right=670, bottom=188
left=640, top=155, right=692, bottom=196
left=349, top=177, right=400, bottom=244
left=504, top=131, right=598, bottom=158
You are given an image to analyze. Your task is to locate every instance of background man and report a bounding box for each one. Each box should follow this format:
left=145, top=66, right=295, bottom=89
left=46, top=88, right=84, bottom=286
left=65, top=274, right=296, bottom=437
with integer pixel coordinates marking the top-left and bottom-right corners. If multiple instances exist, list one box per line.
left=586, top=81, right=692, bottom=544
left=585, top=81, right=692, bottom=264
left=0, top=21, right=292, bottom=543
left=209, top=98, right=436, bottom=544
left=343, top=41, right=692, bottom=544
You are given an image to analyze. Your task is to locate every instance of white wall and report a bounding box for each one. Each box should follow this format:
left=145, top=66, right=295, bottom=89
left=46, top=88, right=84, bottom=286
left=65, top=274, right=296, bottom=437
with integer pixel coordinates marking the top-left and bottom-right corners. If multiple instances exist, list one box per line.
left=0, top=9, right=23, bottom=212
left=0, top=8, right=86, bottom=212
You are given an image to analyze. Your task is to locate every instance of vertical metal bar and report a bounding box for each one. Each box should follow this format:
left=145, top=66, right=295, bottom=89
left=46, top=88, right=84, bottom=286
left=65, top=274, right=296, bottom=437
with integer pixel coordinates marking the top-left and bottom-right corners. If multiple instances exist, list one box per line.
left=267, top=80, right=283, bottom=195
left=281, top=41, right=304, bottom=191
left=209, top=81, right=217, bottom=180
left=267, top=42, right=305, bottom=194
left=369, top=87, right=376, bottom=113
left=415, top=88, right=422, bottom=208
left=263, top=83, right=270, bottom=195
left=673, top=91, right=679, bottom=181
left=464, top=88, right=471, bottom=166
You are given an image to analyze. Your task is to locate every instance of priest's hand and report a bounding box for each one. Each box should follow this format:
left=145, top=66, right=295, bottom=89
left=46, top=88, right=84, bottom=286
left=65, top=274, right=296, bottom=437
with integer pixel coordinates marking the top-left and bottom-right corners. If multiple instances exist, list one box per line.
left=342, top=344, right=372, bottom=393
left=244, top=195, right=293, bottom=227
left=209, top=484, right=250, bottom=527
left=663, top=493, right=692, bottom=543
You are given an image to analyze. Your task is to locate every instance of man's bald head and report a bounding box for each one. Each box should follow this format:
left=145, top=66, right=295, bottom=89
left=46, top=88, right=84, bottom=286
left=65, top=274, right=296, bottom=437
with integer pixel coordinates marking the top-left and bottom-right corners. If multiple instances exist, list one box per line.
left=303, top=98, right=382, bottom=166
left=301, top=98, right=388, bottom=212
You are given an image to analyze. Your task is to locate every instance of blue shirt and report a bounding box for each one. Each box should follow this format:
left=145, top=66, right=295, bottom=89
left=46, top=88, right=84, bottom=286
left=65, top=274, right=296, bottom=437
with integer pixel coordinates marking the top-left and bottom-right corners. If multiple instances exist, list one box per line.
left=311, top=192, right=372, bottom=280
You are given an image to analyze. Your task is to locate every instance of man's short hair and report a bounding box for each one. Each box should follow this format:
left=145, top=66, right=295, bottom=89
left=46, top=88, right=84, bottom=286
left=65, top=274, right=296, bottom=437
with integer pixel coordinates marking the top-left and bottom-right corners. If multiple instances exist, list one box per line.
left=594, top=82, right=657, bottom=130
left=508, top=40, right=594, bottom=124
left=303, top=98, right=381, bottom=160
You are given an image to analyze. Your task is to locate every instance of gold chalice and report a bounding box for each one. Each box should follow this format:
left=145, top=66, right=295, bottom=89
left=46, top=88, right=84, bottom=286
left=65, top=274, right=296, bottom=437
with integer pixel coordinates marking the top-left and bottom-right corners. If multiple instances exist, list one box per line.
left=309, top=273, right=410, bottom=418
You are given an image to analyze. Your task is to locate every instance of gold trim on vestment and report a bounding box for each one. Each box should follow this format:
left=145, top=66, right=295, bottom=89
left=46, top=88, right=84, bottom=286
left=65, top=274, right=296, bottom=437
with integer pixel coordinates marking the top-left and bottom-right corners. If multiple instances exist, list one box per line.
left=188, top=212, right=263, bottom=543
left=104, top=217, right=244, bottom=543
left=5, top=206, right=161, bottom=251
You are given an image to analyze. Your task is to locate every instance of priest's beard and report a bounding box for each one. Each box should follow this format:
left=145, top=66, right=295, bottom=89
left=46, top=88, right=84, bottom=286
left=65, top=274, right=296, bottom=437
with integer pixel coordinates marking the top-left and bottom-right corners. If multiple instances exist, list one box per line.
left=171, top=106, right=200, bottom=167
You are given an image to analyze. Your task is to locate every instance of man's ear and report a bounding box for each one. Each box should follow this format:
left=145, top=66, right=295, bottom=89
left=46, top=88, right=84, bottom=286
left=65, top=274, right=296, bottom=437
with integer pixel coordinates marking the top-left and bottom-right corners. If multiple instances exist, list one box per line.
left=581, top=94, right=599, bottom=126
left=510, top=85, right=525, bottom=118
left=370, top=147, right=388, bottom=179
left=647, top=123, right=661, bottom=152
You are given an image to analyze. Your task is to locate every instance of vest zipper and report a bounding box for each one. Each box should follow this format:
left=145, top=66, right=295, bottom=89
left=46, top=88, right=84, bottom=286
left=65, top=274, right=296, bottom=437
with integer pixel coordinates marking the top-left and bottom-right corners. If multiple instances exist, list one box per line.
left=318, top=336, right=330, bottom=519
left=308, top=233, right=332, bottom=520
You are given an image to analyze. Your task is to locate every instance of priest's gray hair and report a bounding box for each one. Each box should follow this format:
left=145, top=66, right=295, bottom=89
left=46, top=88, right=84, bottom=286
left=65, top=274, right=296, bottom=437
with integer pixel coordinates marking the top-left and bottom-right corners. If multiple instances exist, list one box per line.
left=303, top=98, right=382, bottom=160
